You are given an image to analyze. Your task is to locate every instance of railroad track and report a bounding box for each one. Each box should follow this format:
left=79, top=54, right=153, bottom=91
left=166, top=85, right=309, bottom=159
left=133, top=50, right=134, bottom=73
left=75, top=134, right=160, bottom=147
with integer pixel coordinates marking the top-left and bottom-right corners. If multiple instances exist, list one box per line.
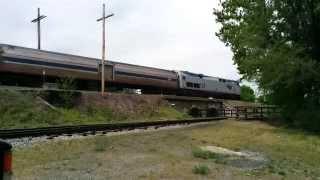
left=0, top=117, right=226, bottom=139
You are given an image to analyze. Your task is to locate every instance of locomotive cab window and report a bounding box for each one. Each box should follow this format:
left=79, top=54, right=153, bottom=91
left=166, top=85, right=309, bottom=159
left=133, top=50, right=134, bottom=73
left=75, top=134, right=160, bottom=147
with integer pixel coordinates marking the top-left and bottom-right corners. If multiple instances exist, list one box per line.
left=194, top=83, right=200, bottom=88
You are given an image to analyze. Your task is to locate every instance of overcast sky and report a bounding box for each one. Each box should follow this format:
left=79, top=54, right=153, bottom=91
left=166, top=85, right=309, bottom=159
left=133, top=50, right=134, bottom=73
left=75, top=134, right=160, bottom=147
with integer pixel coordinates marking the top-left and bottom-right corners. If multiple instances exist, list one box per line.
left=0, top=0, right=240, bottom=80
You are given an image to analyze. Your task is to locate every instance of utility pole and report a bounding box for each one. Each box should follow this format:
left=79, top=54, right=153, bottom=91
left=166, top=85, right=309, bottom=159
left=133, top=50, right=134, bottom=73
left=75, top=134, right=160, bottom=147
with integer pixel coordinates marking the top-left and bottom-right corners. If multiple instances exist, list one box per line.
left=97, top=3, right=114, bottom=96
left=31, top=8, right=47, bottom=50
left=32, top=8, right=47, bottom=88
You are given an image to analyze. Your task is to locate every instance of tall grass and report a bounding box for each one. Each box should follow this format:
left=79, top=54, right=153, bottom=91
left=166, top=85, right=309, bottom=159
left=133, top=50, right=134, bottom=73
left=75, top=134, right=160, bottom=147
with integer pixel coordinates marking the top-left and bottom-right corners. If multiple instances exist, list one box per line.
left=0, top=90, right=60, bottom=129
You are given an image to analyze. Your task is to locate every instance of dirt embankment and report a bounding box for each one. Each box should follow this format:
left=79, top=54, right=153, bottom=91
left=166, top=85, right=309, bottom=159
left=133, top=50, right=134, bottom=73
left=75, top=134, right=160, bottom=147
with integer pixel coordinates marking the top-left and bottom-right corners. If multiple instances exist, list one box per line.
left=77, top=93, right=166, bottom=115
left=0, top=90, right=188, bottom=129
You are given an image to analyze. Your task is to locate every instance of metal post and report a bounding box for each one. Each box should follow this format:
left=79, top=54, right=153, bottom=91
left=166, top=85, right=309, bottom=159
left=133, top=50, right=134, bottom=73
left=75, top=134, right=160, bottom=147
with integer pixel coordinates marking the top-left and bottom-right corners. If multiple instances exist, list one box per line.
left=42, top=69, right=46, bottom=88
left=97, top=3, right=114, bottom=96
left=245, top=108, right=248, bottom=120
left=236, top=107, right=239, bottom=119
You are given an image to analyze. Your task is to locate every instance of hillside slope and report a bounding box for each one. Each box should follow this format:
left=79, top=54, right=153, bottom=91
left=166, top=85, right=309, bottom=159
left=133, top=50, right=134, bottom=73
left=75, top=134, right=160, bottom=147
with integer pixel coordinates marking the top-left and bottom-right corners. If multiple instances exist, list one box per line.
left=0, top=90, right=189, bottom=129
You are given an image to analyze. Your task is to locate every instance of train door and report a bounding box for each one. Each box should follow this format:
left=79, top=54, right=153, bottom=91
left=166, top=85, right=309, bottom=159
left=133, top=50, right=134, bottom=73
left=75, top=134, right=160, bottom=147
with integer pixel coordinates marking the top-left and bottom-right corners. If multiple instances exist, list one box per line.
left=200, top=76, right=205, bottom=89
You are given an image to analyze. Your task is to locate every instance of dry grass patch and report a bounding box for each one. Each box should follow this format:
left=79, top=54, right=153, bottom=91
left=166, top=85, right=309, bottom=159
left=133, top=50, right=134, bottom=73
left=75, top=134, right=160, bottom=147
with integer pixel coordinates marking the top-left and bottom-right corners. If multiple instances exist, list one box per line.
left=12, top=120, right=320, bottom=179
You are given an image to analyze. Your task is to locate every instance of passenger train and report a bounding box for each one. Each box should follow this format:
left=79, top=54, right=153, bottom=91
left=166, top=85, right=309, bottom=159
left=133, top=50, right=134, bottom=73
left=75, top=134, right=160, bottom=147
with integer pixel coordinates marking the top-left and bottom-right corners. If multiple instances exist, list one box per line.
left=0, top=44, right=240, bottom=99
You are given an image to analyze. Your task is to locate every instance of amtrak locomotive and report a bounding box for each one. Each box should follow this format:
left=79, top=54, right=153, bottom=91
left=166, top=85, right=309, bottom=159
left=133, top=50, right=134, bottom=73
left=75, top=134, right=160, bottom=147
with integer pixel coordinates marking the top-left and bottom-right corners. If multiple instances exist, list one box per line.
left=0, top=44, right=240, bottom=99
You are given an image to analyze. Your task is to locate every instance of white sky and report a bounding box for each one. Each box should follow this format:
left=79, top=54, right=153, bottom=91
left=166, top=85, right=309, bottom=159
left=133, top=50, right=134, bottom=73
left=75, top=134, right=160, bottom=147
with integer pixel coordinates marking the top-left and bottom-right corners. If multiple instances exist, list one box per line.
left=0, top=0, right=240, bottom=80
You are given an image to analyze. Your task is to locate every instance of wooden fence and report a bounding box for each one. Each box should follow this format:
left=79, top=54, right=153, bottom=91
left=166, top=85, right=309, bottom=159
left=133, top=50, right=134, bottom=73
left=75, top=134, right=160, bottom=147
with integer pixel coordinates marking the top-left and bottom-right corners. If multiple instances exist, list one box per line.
left=219, top=106, right=281, bottom=120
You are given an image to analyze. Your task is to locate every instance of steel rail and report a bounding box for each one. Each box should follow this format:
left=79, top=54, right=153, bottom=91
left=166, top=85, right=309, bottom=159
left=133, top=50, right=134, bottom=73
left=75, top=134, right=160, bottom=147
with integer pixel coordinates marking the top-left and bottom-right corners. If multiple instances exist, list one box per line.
left=0, top=117, right=226, bottom=139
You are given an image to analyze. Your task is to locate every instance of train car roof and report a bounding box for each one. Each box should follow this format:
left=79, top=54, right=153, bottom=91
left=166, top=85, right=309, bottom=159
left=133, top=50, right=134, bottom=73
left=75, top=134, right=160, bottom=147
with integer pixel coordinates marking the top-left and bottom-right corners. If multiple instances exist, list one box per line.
left=0, top=43, right=176, bottom=73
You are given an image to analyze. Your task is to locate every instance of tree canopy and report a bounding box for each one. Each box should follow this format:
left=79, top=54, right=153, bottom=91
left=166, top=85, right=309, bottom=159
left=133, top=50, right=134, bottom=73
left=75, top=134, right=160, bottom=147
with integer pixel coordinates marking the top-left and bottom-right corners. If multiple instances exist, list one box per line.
left=214, top=0, right=320, bottom=130
left=240, top=85, right=256, bottom=102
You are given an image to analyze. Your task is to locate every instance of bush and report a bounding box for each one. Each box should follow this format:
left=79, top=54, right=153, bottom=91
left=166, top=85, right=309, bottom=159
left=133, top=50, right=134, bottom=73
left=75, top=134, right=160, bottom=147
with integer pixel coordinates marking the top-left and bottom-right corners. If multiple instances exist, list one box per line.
left=192, top=148, right=219, bottom=159
left=56, top=77, right=77, bottom=108
left=287, top=106, right=320, bottom=132
left=56, top=77, right=76, bottom=90
left=193, top=164, right=209, bottom=175
left=240, top=85, right=256, bottom=102
left=192, top=148, right=228, bottom=164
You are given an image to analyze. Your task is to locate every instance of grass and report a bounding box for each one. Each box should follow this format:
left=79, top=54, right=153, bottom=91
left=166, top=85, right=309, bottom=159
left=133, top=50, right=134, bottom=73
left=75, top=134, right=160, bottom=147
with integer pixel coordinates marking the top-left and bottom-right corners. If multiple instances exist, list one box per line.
left=0, top=90, right=189, bottom=129
left=12, top=120, right=320, bottom=179
left=94, top=136, right=109, bottom=152
left=192, top=148, right=218, bottom=159
left=192, top=164, right=209, bottom=175
left=190, top=120, right=320, bottom=177
left=0, top=90, right=60, bottom=128
left=192, top=148, right=227, bottom=164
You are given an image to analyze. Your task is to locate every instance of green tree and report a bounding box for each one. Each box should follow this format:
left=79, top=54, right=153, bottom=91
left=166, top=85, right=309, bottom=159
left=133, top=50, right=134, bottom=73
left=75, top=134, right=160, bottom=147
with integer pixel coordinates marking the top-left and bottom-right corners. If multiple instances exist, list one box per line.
left=240, top=85, right=256, bottom=102
left=214, top=0, right=320, bottom=130
left=56, top=77, right=76, bottom=90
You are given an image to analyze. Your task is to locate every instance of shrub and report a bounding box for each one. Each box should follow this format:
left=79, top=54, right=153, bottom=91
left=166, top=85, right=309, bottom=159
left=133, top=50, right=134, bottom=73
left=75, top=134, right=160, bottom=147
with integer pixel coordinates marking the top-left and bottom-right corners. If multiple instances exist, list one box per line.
left=240, top=85, right=256, bottom=102
left=193, top=164, right=209, bottom=175
left=192, top=148, right=219, bottom=159
left=192, top=148, right=228, bottom=164
left=56, top=77, right=77, bottom=108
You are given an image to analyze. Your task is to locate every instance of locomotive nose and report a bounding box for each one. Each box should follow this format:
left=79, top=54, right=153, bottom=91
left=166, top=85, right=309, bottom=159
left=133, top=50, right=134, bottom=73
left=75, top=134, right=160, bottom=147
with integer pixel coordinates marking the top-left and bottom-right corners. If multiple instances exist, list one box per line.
left=0, top=140, right=12, bottom=180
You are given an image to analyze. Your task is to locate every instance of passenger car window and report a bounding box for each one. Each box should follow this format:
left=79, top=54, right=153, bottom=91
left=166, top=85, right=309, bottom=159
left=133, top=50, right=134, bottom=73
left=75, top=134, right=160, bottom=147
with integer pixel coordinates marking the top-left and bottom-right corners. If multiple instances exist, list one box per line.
left=186, top=82, right=193, bottom=87
left=194, top=83, right=200, bottom=88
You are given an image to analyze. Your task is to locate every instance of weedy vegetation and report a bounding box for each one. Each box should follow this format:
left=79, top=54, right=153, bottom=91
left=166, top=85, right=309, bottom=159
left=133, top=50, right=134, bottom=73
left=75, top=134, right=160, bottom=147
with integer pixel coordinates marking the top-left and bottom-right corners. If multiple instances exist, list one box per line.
left=192, top=148, right=228, bottom=164
left=192, top=164, right=209, bottom=175
left=192, top=148, right=218, bottom=159
left=0, top=90, right=189, bottom=129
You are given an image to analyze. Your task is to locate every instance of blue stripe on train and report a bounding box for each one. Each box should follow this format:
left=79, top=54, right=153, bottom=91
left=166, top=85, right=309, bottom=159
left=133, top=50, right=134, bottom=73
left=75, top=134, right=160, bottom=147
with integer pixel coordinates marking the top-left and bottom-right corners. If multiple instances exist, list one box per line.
left=3, top=57, right=98, bottom=72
